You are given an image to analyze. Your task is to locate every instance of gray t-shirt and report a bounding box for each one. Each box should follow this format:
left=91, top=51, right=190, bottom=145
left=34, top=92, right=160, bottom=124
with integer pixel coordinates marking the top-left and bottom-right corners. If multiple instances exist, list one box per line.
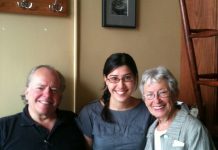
left=77, top=100, right=154, bottom=150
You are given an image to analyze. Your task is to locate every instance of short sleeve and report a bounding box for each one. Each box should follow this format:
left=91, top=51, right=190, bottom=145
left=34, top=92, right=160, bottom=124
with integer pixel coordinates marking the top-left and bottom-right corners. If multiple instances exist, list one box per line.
left=77, top=104, right=95, bottom=138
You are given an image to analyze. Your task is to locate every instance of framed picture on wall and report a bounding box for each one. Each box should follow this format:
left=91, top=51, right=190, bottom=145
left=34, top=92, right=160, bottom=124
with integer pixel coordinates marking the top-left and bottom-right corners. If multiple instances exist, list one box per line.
left=102, top=0, right=136, bottom=28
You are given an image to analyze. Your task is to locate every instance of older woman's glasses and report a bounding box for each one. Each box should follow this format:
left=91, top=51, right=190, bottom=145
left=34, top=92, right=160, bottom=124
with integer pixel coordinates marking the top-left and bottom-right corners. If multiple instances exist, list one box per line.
left=107, top=75, right=134, bottom=83
left=144, top=89, right=170, bottom=100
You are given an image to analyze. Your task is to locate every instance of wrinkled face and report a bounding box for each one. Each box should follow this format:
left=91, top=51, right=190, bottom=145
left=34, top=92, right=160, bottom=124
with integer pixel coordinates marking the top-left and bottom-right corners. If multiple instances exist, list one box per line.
left=25, top=68, right=62, bottom=118
left=143, top=80, right=175, bottom=121
left=104, top=65, right=136, bottom=104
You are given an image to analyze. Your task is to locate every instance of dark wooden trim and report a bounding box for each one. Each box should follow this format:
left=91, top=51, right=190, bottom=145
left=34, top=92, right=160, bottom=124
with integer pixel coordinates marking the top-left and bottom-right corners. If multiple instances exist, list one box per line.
left=0, top=0, right=68, bottom=17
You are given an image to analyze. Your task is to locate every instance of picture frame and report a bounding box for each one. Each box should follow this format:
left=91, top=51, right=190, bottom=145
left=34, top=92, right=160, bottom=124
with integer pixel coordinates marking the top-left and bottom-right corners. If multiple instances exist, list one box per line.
left=102, top=0, right=136, bottom=28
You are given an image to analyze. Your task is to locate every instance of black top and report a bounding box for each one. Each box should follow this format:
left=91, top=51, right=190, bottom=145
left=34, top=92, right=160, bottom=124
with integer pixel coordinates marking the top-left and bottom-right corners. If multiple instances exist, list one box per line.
left=0, top=105, right=86, bottom=150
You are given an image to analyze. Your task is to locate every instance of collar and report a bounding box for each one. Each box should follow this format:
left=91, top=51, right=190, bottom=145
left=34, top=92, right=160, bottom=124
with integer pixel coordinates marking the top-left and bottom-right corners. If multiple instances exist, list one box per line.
left=19, top=105, right=66, bottom=127
left=20, top=105, right=36, bottom=126
left=166, top=107, right=188, bottom=139
left=147, top=107, right=189, bottom=139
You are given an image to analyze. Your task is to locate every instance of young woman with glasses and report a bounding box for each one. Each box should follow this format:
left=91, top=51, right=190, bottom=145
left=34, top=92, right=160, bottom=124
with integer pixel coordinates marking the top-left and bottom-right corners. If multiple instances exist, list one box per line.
left=139, top=66, right=216, bottom=150
left=77, top=53, right=154, bottom=150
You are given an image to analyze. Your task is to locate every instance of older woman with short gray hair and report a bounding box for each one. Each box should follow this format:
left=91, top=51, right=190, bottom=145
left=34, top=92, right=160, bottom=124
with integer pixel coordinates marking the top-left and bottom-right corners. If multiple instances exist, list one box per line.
left=140, top=66, right=215, bottom=150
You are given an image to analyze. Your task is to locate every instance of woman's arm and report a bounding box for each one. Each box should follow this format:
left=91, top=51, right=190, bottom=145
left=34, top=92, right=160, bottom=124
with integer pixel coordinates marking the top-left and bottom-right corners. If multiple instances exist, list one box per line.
left=84, top=135, right=93, bottom=150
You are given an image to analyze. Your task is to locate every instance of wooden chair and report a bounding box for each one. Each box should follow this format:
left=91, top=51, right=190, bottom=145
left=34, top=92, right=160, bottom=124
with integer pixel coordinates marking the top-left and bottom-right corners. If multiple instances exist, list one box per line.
left=179, top=0, right=218, bottom=123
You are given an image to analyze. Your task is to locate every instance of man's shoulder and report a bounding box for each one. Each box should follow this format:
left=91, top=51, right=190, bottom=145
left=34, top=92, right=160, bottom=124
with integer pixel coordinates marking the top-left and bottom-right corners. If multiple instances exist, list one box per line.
left=0, top=113, right=22, bottom=122
left=0, top=112, right=23, bottom=128
left=80, top=99, right=101, bottom=110
left=57, top=109, right=78, bottom=119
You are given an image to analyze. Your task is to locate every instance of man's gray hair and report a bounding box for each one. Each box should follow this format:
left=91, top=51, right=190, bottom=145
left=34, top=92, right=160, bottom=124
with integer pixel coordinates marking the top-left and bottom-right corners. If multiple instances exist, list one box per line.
left=21, top=65, right=66, bottom=101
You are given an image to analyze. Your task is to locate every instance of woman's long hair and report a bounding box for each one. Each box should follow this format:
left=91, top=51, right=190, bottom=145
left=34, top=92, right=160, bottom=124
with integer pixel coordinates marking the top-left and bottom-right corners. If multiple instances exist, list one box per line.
left=101, top=53, right=138, bottom=122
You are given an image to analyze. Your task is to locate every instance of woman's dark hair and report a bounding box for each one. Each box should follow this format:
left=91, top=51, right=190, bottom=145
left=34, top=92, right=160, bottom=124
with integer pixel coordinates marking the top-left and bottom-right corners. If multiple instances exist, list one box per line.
left=101, top=53, right=138, bottom=122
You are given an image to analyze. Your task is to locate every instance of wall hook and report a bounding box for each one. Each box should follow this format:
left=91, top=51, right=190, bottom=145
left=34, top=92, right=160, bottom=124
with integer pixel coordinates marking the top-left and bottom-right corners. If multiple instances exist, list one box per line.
left=17, top=0, right=32, bottom=9
left=49, top=0, right=63, bottom=12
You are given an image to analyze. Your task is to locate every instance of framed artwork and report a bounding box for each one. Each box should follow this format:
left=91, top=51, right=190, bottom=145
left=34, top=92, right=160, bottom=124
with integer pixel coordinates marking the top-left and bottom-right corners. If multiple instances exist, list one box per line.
left=102, top=0, right=136, bottom=28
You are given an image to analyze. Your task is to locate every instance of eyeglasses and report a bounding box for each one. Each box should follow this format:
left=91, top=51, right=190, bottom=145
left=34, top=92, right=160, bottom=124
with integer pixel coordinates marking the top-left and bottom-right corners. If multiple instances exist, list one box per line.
left=143, top=89, right=170, bottom=100
left=106, top=75, right=134, bottom=83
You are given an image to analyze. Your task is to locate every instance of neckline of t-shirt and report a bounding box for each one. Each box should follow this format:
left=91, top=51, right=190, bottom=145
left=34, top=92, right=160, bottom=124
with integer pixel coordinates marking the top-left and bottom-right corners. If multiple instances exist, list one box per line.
left=108, top=100, right=143, bottom=113
left=155, top=127, right=167, bottom=136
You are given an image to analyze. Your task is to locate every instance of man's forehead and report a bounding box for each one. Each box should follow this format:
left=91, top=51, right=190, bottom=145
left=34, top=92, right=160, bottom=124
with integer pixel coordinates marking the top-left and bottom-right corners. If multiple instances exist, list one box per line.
left=30, top=68, right=60, bottom=85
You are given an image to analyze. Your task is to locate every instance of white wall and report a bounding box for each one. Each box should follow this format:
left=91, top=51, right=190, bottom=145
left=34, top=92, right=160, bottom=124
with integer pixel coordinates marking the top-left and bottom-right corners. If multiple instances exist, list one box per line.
left=0, top=0, right=181, bottom=115
left=77, top=0, right=181, bottom=111
left=0, top=2, right=75, bottom=116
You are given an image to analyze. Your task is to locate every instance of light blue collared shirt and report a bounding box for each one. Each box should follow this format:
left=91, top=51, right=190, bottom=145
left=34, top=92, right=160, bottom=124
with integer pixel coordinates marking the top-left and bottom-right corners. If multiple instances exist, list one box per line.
left=144, top=104, right=216, bottom=150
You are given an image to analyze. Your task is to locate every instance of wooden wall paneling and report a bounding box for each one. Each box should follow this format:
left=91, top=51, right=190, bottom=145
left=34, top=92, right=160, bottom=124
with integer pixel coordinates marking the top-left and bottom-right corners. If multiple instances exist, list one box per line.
left=215, top=0, right=218, bottom=125
left=180, top=0, right=218, bottom=138
left=179, top=31, right=196, bottom=106
left=0, top=0, right=68, bottom=17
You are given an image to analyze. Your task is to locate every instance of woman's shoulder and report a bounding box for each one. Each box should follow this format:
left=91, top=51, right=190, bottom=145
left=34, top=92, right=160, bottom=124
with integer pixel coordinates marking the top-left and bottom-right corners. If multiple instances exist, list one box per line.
left=178, top=107, right=207, bottom=133
left=78, top=99, right=103, bottom=114
left=177, top=108, right=215, bottom=149
left=83, top=99, right=102, bottom=108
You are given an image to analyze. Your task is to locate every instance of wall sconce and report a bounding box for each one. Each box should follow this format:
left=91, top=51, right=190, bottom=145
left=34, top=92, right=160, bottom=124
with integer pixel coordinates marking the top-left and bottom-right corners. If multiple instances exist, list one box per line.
left=49, top=0, right=63, bottom=12
left=17, top=0, right=33, bottom=9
